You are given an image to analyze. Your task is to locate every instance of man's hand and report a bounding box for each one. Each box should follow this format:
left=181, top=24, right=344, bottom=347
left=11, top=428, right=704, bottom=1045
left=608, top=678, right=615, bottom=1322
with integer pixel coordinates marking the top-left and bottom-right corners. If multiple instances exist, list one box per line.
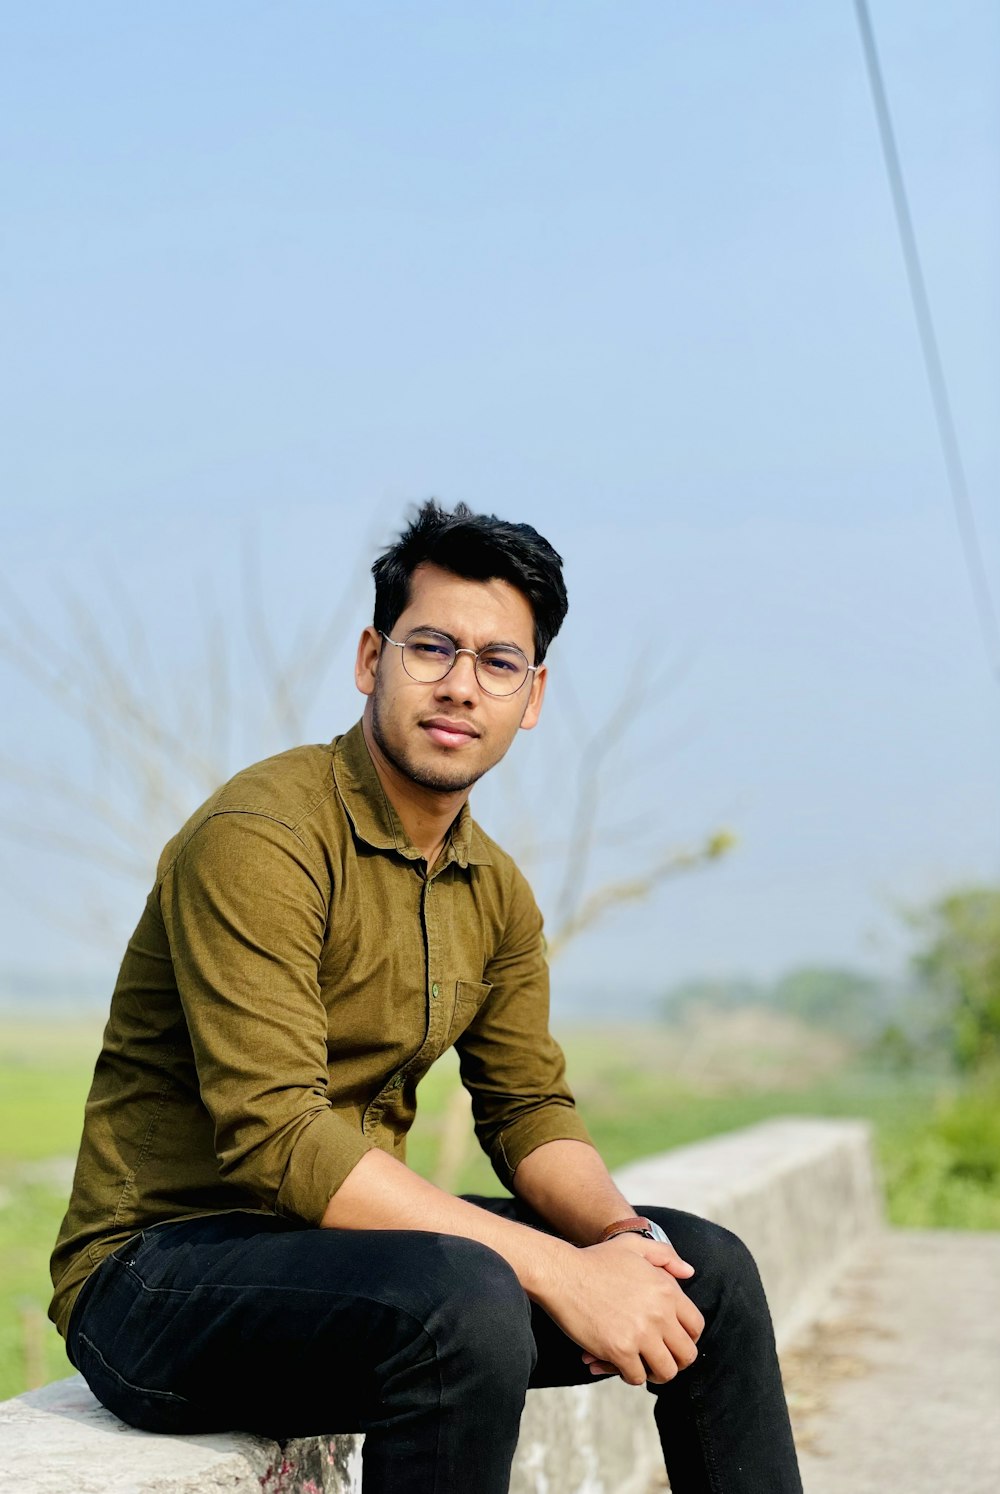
left=577, top=1230, right=701, bottom=1378
left=535, top=1236, right=705, bottom=1387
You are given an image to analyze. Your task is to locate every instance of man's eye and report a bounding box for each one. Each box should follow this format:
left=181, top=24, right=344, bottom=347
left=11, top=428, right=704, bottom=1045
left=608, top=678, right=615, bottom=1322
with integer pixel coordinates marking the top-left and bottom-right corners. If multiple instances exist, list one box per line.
left=481, top=652, right=520, bottom=674
left=410, top=641, right=452, bottom=658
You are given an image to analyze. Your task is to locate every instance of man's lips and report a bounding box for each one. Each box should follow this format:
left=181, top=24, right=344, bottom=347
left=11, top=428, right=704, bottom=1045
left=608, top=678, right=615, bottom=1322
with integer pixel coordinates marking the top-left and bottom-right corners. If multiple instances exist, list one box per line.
left=420, top=717, right=480, bottom=749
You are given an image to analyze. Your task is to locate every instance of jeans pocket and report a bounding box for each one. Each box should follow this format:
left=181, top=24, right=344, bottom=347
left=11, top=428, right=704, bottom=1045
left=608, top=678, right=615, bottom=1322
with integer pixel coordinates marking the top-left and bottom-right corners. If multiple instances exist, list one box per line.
left=74, top=1328, right=198, bottom=1434
left=69, top=1236, right=206, bottom=1434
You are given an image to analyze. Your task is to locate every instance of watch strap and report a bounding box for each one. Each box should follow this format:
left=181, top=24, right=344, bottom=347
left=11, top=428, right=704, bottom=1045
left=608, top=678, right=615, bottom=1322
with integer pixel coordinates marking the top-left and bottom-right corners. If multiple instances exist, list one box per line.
left=601, top=1216, right=657, bottom=1242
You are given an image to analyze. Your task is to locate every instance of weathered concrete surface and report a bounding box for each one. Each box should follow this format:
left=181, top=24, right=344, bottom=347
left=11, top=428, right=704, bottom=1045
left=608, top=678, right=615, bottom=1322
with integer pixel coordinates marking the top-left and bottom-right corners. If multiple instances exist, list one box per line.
left=0, top=1119, right=882, bottom=1494
left=0, top=1376, right=364, bottom=1493
left=511, top=1376, right=661, bottom=1494
left=786, top=1228, right=1000, bottom=1494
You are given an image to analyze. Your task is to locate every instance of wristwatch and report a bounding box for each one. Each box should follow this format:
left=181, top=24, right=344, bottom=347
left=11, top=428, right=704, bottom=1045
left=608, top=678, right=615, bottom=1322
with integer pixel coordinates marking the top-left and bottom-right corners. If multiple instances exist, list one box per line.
left=601, top=1216, right=671, bottom=1245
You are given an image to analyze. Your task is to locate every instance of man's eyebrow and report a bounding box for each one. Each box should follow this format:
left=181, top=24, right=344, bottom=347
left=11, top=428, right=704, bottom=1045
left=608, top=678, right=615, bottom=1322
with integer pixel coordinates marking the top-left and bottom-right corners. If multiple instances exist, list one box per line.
left=409, top=625, right=527, bottom=653
left=408, top=624, right=460, bottom=645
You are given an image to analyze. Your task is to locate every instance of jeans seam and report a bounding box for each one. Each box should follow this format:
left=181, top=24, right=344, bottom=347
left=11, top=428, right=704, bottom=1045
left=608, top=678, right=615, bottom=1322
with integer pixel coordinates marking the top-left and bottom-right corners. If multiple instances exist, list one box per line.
left=121, top=1269, right=190, bottom=1294
left=77, top=1332, right=192, bottom=1405
left=688, top=1375, right=727, bottom=1494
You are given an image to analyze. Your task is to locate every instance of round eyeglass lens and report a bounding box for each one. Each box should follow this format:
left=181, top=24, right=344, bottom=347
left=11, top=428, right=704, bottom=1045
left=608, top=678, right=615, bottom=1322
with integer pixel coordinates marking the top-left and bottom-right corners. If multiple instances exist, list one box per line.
left=400, top=631, right=456, bottom=681
left=474, top=644, right=529, bottom=694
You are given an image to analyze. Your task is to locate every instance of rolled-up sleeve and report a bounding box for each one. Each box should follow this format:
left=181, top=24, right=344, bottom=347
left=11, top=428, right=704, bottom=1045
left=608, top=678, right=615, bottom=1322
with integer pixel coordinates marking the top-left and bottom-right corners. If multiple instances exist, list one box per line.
left=456, top=864, right=594, bottom=1190
left=159, top=812, right=374, bottom=1221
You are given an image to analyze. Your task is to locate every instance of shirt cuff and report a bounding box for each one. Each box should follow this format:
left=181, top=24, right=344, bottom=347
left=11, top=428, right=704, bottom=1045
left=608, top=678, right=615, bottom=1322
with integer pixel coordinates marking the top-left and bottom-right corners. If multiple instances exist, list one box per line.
left=275, top=1108, right=377, bottom=1222
left=491, top=1103, right=595, bottom=1192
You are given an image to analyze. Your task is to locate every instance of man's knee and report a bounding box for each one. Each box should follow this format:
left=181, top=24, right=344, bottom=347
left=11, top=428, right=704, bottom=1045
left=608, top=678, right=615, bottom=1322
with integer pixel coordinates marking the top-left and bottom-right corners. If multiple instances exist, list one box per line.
left=421, top=1235, right=537, bottom=1393
left=639, top=1207, right=771, bottom=1338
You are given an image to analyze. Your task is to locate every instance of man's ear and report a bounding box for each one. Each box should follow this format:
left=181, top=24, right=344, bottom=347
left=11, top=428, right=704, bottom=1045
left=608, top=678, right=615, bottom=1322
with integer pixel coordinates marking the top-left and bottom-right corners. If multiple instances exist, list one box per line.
left=355, top=627, right=382, bottom=698
left=518, top=662, right=547, bottom=732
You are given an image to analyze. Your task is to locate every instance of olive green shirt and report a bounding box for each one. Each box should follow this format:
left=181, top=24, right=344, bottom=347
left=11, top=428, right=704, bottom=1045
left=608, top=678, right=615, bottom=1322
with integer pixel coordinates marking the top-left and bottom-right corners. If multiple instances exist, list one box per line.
left=49, top=720, right=592, bottom=1338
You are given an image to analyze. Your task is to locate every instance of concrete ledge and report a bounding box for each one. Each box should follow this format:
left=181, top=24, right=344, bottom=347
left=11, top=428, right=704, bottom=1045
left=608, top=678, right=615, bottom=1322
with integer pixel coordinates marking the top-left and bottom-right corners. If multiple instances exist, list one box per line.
left=0, top=1118, right=882, bottom=1494
left=613, top=1115, right=883, bottom=1348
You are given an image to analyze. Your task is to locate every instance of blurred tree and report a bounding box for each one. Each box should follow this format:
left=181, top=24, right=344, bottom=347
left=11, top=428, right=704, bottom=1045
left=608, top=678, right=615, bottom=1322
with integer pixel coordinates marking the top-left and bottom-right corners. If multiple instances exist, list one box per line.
left=770, top=966, right=887, bottom=1043
left=658, top=965, right=899, bottom=1048
left=658, top=975, right=764, bottom=1023
left=911, top=887, right=1000, bottom=1072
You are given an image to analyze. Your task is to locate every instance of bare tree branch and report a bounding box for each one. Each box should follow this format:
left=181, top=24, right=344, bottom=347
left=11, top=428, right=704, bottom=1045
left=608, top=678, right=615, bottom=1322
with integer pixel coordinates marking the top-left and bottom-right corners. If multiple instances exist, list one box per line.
left=552, top=639, right=658, bottom=932
left=545, top=830, right=736, bottom=962
left=0, top=754, right=153, bottom=856
left=0, top=816, right=151, bottom=880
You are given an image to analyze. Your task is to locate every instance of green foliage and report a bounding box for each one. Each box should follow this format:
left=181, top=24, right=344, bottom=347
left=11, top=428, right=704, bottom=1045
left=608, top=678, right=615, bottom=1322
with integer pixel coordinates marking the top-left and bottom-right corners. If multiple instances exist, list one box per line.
left=0, top=1178, right=75, bottom=1400
left=769, top=966, right=886, bottom=1042
left=875, top=1066, right=1000, bottom=1227
left=659, top=975, right=762, bottom=1018
left=932, top=1071, right=1000, bottom=1184
left=867, top=1020, right=917, bottom=1072
left=911, top=886, right=1000, bottom=1071
left=659, top=964, right=902, bottom=1046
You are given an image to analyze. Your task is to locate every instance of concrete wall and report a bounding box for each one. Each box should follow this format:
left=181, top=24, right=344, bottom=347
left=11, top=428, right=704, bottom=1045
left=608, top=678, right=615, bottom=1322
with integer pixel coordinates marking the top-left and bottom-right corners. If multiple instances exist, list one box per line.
left=0, top=1118, right=882, bottom=1494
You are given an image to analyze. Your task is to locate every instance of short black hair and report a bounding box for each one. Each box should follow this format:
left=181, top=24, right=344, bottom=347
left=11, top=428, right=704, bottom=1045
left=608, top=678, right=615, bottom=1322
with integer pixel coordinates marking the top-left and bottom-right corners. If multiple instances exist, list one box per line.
left=372, top=500, right=568, bottom=663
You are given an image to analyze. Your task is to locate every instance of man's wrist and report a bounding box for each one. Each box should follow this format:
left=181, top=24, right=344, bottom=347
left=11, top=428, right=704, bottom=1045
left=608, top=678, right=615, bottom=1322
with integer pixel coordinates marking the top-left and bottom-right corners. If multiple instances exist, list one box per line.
left=600, top=1216, right=671, bottom=1245
left=519, top=1230, right=577, bottom=1301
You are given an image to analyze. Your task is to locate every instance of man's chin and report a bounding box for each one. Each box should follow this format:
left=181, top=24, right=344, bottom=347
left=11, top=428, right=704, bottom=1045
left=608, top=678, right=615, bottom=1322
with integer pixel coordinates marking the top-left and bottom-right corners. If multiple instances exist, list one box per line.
left=398, top=752, right=488, bottom=795
left=371, top=717, right=486, bottom=795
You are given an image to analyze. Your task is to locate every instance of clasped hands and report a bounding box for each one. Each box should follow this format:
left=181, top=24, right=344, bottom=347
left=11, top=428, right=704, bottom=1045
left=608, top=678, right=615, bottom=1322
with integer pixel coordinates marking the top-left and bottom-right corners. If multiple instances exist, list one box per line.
left=567, top=1231, right=704, bottom=1387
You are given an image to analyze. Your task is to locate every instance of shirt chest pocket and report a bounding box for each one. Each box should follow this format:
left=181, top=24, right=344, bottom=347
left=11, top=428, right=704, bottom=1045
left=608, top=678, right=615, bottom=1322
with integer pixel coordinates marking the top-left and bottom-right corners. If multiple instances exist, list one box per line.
left=447, top=979, right=492, bottom=1046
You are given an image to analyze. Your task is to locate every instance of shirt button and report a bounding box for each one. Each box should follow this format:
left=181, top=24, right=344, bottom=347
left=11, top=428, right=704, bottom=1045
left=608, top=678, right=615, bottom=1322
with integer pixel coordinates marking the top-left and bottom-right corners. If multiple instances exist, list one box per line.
left=431, top=982, right=440, bottom=999
left=389, top=1074, right=402, bottom=1090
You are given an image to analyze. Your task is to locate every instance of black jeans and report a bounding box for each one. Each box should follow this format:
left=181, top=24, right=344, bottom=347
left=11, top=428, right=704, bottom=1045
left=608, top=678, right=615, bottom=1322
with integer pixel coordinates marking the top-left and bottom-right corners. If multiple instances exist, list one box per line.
left=67, top=1200, right=802, bottom=1494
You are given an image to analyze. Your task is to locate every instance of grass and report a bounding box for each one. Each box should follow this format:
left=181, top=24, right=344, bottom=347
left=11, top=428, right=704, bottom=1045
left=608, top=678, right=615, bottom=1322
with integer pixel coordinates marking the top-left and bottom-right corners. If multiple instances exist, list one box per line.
left=1, top=1010, right=996, bottom=1400
left=0, top=1022, right=99, bottom=1397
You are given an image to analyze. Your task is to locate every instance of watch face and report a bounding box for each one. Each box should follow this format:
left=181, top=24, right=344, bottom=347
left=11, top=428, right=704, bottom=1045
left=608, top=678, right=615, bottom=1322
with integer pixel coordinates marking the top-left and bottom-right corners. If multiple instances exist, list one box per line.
left=647, top=1219, right=670, bottom=1245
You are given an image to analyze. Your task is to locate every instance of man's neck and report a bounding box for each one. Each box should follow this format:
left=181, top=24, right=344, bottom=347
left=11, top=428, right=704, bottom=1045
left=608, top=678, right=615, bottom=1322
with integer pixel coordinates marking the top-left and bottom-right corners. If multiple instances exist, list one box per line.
left=361, top=715, right=469, bottom=869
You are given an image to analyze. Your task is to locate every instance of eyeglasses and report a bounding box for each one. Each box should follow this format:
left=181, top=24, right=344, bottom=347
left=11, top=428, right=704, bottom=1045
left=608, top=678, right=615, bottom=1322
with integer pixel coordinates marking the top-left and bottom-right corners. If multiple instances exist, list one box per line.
left=381, top=628, right=537, bottom=697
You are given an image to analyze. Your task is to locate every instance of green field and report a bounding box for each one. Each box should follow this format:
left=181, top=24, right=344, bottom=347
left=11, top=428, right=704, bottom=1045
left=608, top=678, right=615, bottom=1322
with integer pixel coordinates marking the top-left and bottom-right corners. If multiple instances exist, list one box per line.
left=2, top=1011, right=996, bottom=1401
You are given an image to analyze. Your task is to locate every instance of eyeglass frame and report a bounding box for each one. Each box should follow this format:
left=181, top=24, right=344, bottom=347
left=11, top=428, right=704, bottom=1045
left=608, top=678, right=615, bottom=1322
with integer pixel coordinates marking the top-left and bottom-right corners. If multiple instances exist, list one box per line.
left=379, top=628, right=539, bottom=697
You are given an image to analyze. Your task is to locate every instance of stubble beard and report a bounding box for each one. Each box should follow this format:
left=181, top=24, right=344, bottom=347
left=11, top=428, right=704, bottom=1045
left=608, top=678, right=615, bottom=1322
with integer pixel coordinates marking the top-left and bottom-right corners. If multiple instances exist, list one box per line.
left=370, top=682, right=494, bottom=795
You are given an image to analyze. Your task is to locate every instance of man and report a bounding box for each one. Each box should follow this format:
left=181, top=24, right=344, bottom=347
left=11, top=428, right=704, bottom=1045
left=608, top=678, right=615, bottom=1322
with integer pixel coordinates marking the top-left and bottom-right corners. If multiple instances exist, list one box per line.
left=51, top=501, right=802, bottom=1493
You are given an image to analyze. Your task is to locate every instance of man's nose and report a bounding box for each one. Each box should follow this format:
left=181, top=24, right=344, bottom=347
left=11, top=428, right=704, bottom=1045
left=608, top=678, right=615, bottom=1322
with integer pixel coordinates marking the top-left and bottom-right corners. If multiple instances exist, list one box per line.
left=435, top=650, right=480, bottom=703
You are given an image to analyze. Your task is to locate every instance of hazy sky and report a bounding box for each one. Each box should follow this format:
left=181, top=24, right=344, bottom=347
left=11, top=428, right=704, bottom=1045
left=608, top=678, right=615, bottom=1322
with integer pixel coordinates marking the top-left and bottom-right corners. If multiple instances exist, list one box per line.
left=2, top=1, right=998, bottom=1010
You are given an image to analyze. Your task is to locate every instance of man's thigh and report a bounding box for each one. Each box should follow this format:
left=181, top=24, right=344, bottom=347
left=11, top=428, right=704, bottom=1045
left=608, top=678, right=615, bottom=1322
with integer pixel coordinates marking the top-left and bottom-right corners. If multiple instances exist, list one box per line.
left=67, top=1209, right=532, bottom=1437
left=461, top=1194, right=603, bottom=1389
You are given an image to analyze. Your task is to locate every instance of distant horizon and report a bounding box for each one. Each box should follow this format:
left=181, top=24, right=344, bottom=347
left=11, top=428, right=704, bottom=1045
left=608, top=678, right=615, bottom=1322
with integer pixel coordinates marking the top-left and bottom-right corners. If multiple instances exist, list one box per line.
left=0, top=953, right=922, bottom=1018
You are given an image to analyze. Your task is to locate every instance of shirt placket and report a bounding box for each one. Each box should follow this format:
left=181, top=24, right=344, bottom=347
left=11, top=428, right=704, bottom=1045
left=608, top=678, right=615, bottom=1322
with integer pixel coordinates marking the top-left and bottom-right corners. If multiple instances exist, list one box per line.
left=361, top=850, right=456, bottom=1142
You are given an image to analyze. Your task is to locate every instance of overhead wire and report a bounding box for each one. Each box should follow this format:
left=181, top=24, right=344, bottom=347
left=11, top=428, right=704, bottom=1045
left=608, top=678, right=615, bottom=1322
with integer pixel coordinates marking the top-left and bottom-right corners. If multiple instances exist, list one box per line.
left=852, top=0, right=1000, bottom=685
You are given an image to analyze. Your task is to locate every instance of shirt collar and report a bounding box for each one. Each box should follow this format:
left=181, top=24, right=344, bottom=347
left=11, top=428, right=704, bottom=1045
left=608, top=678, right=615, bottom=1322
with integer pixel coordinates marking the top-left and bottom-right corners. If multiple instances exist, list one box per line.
left=332, top=720, right=491, bottom=869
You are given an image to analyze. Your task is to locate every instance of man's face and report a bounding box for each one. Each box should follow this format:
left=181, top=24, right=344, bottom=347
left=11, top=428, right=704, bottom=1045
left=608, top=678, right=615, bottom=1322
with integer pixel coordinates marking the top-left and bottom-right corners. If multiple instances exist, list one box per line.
left=355, top=562, right=547, bottom=795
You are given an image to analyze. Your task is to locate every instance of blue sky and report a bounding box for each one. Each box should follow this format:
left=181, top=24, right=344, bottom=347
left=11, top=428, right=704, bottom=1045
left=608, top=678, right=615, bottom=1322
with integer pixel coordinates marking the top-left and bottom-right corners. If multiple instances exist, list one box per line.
left=2, top=2, right=998, bottom=1009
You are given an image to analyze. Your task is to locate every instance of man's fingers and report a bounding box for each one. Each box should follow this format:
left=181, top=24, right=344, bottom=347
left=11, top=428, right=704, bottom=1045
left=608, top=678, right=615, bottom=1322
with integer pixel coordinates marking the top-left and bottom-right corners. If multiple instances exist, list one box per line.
left=601, top=1233, right=695, bottom=1277
left=663, top=1320, right=699, bottom=1370
left=618, top=1353, right=649, bottom=1387
left=657, top=1242, right=696, bottom=1278
left=583, top=1345, right=650, bottom=1386
left=582, top=1330, right=697, bottom=1381
left=677, top=1295, right=706, bottom=1343
left=638, top=1345, right=684, bottom=1385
